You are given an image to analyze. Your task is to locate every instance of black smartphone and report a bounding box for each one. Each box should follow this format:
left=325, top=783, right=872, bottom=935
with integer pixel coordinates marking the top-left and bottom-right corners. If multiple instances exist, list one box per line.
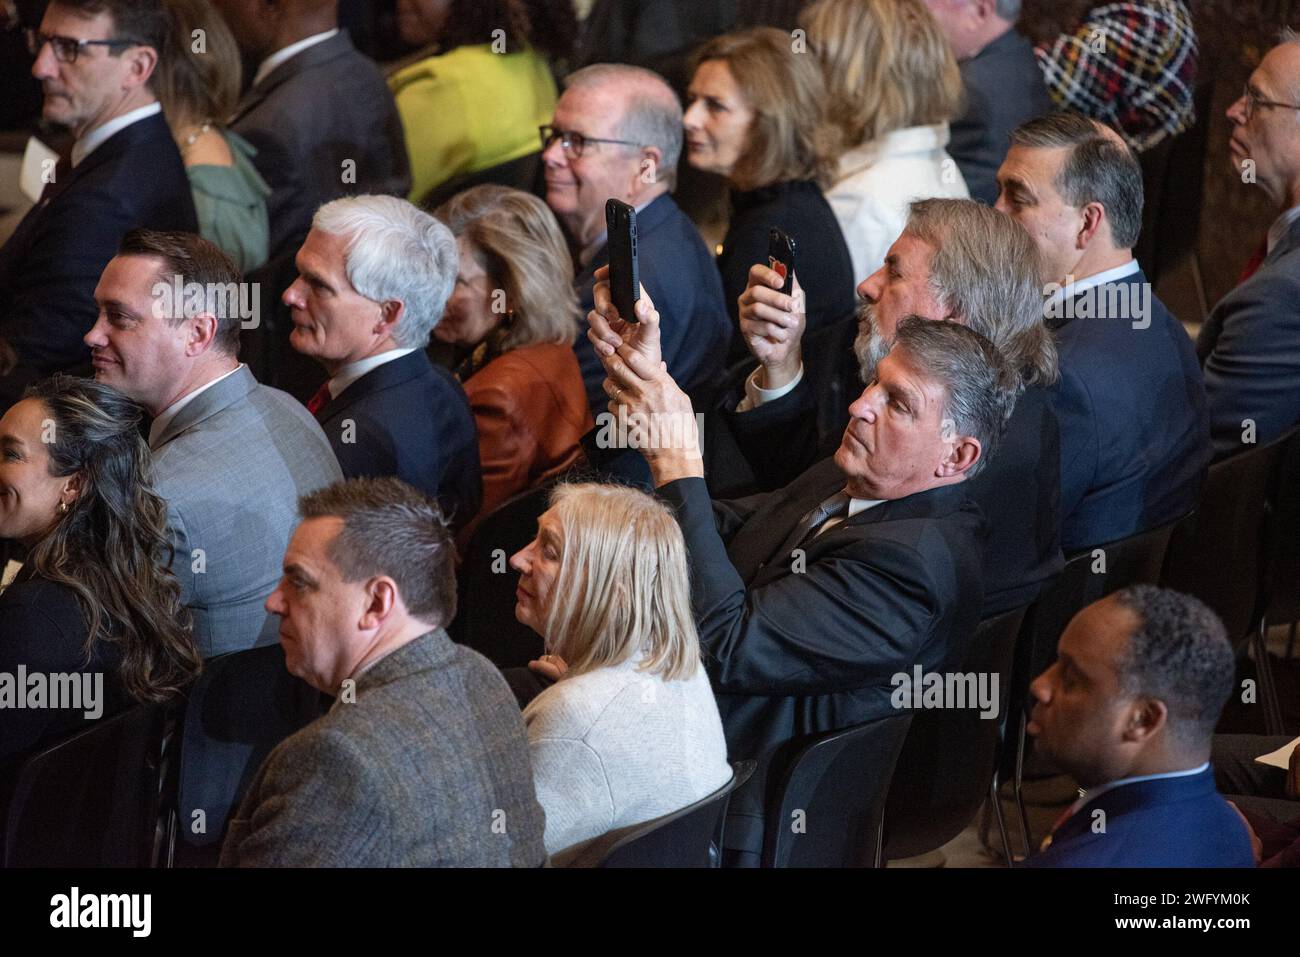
left=768, top=227, right=796, bottom=296
left=606, top=198, right=639, bottom=323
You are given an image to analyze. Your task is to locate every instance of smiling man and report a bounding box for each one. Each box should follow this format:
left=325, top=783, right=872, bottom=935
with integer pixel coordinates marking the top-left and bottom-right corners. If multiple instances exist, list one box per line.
left=283, top=194, right=480, bottom=530
left=88, top=229, right=340, bottom=657
left=589, top=290, right=1019, bottom=864
left=0, top=0, right=196, bottom=411
left=221, top=476, right=547, bottom=867
left=543, top=63, right=729, bottom=416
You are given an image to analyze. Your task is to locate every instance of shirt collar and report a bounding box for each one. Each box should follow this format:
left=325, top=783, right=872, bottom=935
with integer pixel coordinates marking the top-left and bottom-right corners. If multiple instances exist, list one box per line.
left=1267, top=205, right=1300, bottom=255
left=846, top=496, right=885, bottom=518
left=72, top=101, right=162, bottom=167
left=148, top=364, right=245, bottom=447
left=328, top=347, right=416, bottom=399
left=253, top=29, right=339, bottom=88
left=1069, top=762, right=1210, bottom=817
left=1044, top=258, right=1141, bottom=311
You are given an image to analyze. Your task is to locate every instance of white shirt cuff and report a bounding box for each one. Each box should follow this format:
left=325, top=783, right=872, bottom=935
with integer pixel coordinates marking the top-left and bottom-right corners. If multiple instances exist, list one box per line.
left=737, top=363, right=805, bottom=412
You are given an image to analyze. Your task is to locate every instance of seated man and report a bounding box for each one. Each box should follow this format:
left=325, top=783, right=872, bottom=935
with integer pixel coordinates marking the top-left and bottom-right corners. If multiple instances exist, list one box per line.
left=922, top=0, right=1052, bottom=205
left=712, top=197, right=1062, bottom=614
left=0, top=0, right=196, bottom=411
left=1198, top=34, right=1300, bottom=458
left=88, top=230, right=342, bottom=657
left=283, top=195, right=481, bottom=529
left=1026, top=586, right=1253, bottom=867
left=543, top=63, right=730, bottom=416
left=996, top=112, right=1210, bottom=552
left=590, top=285, right=1019, bottom=864
left=220, top=477, right=547, bottom=867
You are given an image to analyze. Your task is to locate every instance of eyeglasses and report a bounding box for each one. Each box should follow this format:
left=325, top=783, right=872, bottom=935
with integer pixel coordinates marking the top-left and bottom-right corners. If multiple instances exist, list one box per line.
left=1242, top=83, right=1300, bottom=121
left=539, top=124, right=640, bottom=159
left=25, top=29, right=142, bottom=64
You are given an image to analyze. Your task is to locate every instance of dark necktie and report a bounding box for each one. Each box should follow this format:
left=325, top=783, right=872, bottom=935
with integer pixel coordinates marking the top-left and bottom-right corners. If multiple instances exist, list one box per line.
left=306, top=381, right=332, bottom=415
left=774, top=489, right=852, bottom=562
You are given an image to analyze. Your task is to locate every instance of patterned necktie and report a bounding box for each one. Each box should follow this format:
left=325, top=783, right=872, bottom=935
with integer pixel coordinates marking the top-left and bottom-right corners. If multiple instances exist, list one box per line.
left=775, top=489, right=852, bottom=562
left=306, top=381, right=332, bottom=415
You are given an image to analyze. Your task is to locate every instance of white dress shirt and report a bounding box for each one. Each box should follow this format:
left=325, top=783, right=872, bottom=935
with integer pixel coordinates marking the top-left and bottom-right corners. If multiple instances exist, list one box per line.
left=148, top=364, right=245, bottom=448
left=327, top=347, right=416, bottom=399
left=72, top=101, right=162, bottom=167
left=252, top=29, right=339, bottom=88
left=1044, top=258, right=1141, bottom=314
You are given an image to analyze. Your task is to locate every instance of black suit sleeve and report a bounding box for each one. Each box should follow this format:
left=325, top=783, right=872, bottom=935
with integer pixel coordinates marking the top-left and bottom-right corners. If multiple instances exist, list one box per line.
left=660, top=477, right=939, bottom=696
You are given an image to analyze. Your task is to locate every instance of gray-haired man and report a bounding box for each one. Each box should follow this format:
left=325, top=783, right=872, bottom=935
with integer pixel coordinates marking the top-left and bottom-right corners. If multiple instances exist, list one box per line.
left=221, top=477, right=547, bottom=867
left=284, top=194, right=481, bottom=531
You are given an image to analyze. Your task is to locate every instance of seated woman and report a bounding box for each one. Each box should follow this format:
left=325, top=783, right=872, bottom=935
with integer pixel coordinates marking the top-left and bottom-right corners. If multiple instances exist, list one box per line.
left=509, top=482, right=732, bottom=865
left=388, top=0, right=576, bottom=206
left=155, top=0, right=271, bottom=273
left=0, top=377, right=202, bottom=766
left=434, top=185, right=592, bottom=543
left=800, top=0, right=968, bottom=279
left=684, top=27, right=856, bottom=362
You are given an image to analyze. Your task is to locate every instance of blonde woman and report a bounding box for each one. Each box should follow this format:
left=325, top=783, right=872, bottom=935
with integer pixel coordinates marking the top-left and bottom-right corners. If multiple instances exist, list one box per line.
left=800, top=0, right=969, bottom=279
left=434, top=186, right=593, bottom=542
left=509, top=483, right=732, bottom=864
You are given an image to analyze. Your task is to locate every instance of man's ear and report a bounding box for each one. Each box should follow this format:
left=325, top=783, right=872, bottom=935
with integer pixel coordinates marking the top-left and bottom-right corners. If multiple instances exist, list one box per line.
left=1077, top=201, right=1107, bottom=250
left=123, top=44, right=159, bottom=91
left=1122, top=697, right=1168, bottom=744
left=186, top=312, right=221, bottom=356
left=376, top=300, right=404, bottom=337
left=357, top=577, right=399, bottom=631
left=633, top=145, right=665, bottom=194
left=938, top=429, right=981, bottom=478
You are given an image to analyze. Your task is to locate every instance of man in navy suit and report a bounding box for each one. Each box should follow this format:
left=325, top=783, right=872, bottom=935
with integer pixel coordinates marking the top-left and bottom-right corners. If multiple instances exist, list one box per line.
left=284, top=195, right=481, bottom=530
left=1198, top=36, right=1300, bottom=459
left=996, top=112, right=1210, bottom=553
left=542, top=63, right=730, bottom=417
left=0, top=0, right=197, bottom=411
left=1026, top=586, right=1253, bottom=867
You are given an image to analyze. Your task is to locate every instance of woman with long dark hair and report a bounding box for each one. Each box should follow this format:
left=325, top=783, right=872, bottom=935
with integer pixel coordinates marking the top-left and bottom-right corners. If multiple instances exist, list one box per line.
left=0, top=376, right=202, bottom=762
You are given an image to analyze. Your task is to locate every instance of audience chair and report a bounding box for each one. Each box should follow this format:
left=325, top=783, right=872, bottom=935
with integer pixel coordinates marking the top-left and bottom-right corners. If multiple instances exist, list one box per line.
left=1255, top=427, right=1300, bottom=729
left=419, top=151, right=545, bottom=212
left=4, top=703, right=169, bottom=867
left=590, top=760, right=756, bottom=868
left=761, top=712, right=913, bottom=867
left=882, top=606, right=1027, bottom=866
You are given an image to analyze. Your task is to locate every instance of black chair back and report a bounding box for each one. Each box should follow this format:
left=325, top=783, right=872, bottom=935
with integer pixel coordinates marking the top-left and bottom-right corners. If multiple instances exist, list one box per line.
left=594, top=761, right=756, bottom=868
left=448, top=482, right=553, bottom=668
left=1261, top=428, right=1300, bottom=628
left=419, top=151, right=545, bottom=212
left=881, top=607, right=1026, bottom=862
left=5, top=703, right=167, bottom=867
left=761, top=712, right=912, bottom=868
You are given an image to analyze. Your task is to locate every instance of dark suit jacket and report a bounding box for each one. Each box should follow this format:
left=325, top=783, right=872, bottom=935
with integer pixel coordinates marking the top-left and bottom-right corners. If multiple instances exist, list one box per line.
left=659, top=460, right=985, bottom=854
left=572, top=192, right=730, bottom=416
left=1197, top=216, right=1300, bottom=459
left=317, top=350, right=482, bottom=530
left=230, top=30, right=411, bottom=261
left=0, top=111, right=197, bottom=410
left=949, top=28, right=1053, bottom=206
left=219, top=629, right=548, bottom=867
left=1048, top=268, right=1210, bottom=552
left=1027, top=768, right=1254, bottom=868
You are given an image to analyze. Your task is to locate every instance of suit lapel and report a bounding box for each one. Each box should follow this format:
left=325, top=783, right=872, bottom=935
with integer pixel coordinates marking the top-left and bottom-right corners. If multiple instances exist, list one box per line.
left=151, top=366, right=257, bottom=451
left=321, top=352, right=430, bottom=424
left=230, top=32, right=354, bottom=125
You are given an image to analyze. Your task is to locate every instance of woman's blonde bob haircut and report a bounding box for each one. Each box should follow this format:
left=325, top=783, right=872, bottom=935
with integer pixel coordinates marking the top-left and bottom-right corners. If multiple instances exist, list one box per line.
left=690, top=27, right=839, bottom=190
left=799, top=0, right=963, bottom=148
left=541, top=483, right=701, bottom=682
left=434, top=185, right=582, bottom=350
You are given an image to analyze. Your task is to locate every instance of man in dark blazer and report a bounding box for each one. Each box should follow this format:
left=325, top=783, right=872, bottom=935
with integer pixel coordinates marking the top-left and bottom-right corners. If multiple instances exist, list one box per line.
left=543, top=63, right=730, bottom=417
left=0, top=0, right=196, bottom=410
left=284, top=195, right=481, bottom=529
left=1026, top=586, right=1253, bottom=868
left=707, top=198, right=1062, bottom=616
left=590, top=292, right=1019, bottom=864
left=924, top=0, right=1052, bottom=205
left=221, top=477, right=547, bottom=867
left=220, top=0, right=411, bottom=261
left=996, top=113, right=1210, bottom=552
left=1198, top=38, right=1300, bottom=459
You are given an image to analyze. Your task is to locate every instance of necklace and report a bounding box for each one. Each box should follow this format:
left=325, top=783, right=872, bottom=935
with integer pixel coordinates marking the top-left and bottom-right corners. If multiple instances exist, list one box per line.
left=181, top=121, right=213, bottom=151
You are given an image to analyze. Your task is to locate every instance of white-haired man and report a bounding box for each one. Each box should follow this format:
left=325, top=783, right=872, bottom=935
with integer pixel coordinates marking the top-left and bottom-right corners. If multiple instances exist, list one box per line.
left=284, top=194, right=481, bottom=530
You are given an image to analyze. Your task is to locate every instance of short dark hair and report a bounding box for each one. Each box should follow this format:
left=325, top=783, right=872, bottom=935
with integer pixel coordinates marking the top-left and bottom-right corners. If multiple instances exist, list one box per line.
left=117, top=229, right=243, bottom=355
left=1010, top=111, right=1145, bottom=248
left=890, top=316, right=1021, bottom=479
left=298, top=478, right=457, bottom=629
left=1111, top=586, right=1235, bottom=747
left=54, top=0, right=170, bottom=57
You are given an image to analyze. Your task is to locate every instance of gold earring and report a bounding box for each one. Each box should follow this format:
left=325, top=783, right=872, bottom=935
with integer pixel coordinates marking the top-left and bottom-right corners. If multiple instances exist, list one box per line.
left=59, top=500, right=69, bottom=514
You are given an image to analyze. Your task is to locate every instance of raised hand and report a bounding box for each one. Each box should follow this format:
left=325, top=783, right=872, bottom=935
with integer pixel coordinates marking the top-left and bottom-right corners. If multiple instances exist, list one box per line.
left=737, top=263, right=806, bottom=390
left=587, top=264, right=662, bottom=370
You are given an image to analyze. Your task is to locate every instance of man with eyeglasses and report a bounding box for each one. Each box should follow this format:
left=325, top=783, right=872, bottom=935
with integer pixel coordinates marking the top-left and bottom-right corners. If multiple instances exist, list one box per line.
left=543, top=63, right=729, bottom=420
left=0, top=0, right=196, bottom=412
left=1198, top=31, right=1300, bottom=459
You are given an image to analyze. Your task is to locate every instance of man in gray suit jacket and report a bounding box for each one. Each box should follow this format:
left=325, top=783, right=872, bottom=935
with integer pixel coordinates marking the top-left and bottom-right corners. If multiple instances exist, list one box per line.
left=220, top=477, right=547, bottom=867
left=1197, top=37, right=1300, bottom=459
left=88, top=230, right=341, bottom=657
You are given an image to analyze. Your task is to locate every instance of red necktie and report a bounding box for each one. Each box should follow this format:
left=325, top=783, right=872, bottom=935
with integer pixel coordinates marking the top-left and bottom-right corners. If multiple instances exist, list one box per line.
left=306, top=382, right=331, bottom=415
left=1238, top=237, right=1268, bottom=284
